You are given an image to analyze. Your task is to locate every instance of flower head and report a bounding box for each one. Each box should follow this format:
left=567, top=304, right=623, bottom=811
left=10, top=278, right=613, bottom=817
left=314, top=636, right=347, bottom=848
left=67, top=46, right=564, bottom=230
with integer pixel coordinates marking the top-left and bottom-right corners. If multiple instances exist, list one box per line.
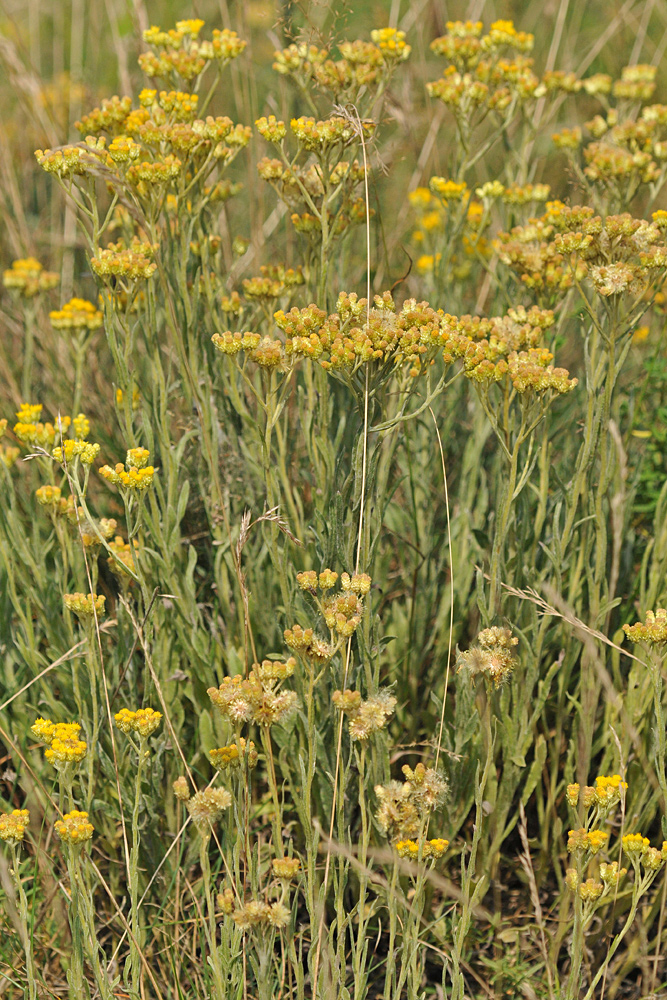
left=114, top=707, right=162, bottom=738
left=64, top=592, right=106, bottom=622
left=187, top=787, right=232, bottom=831
left=623, top=609, right=667, bottom=645
left=55, top=811, right=94, bottom=845
left=0, top=810, right=30, bottom=845
left=457, top=626, right=518, bottom=688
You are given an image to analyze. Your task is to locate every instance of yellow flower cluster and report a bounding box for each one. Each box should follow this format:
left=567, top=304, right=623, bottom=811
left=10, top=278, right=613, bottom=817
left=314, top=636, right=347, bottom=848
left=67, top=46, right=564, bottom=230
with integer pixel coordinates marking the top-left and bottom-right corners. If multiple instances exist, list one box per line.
left=430, top=177, right=468, bottom=201
left=333, top=687, right=396, bottom=740
left=209, top=738, right=258, bottom=771
left=13, top=403, right=68, bottom=450
left=0, top=445, right=20, bottom=468
left=3, top=257, right=59, bottom=297
left=99, top=448, right=155, bottom=491
left=296, top=568, right=340, bottom=591
left=370, top=27, right=410, bottom=59
left=208, top=662, right=297, bottom=727
left=497, top=204, right=667, bottom=300
left=10, top=405, right=98, bottom=465
left=107, top=536, right=138, bottom=578
left=289, top=115, right=372, bottom=152
left=137, top=22, right=245, bottom=83
left=621, top=834, right=667, bottom=870
left=31, top=718, right=87, bottom=766
left=567, top=828, right=609, bottom=855
left=55, top=811, right=94, bottom=845
left=566, top=774, right=628, bottom=811
left=599, top=861, right=627, bottom=886
left=395, top=838, right=449, bottom=860
left=114, top=707, right=163, bottom=738
left=242, top=265, right=305, bottom=302
left=52, top=437, right=100, bottom=466
left=0, top=809, right=30, bottom=845
left=457, top=626, right=519, bottom=688
left=502, top=183, right=551, bottom=205
left=49, top=297, right=103, bottom=331
left=34, top=140, right=106, bottom=179
left=272, top=31, right=410, bottom=99
left=277, top=292, right=448, bottom=376
left=613, top=64, right=656, bottom=101
left=623, top=608, right=667, bottom=644
left=255, top=115, right=286, bottom=143
left=35, top=487, right=116, bottom=548
left=63, top=592, right=106, bottom=621
left=272, top=857, right=301, bottom=880
left=215, top=294, right=575, bottom=392
left=428, top=20, right=540, bottom=116
left=90, top=244, right=157, bottom=282
left=282, top=624, right=330, bottom=660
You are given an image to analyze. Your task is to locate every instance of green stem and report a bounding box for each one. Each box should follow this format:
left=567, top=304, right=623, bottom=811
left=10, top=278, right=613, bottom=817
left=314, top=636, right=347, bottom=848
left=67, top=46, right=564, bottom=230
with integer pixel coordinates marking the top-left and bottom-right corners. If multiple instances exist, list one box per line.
left=199, top=835, right=226, bottom=1000
left=10, top=847, right=37, bottom=1000
left=127, top=738, right=148, bottom=998
left=383, top=856, right=400, bottom=999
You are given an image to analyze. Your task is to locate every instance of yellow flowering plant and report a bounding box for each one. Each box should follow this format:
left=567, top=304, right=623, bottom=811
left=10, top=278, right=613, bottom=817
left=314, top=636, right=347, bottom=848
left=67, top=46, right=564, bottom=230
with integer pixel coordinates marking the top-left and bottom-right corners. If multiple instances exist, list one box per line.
left=2, top=8, right=667, bottom=1000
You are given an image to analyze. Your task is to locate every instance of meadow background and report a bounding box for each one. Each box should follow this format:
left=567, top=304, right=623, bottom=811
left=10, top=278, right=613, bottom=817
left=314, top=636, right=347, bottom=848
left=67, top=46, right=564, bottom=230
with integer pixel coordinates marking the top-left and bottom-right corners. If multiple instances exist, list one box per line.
left=1, top=0, right=667, bottom=997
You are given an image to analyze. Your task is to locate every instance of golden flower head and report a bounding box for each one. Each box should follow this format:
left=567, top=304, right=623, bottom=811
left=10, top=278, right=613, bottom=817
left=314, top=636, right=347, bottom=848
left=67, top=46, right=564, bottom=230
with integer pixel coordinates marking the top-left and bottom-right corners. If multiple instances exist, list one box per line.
left=272, top=856, right=301, bottom=880
left=99, top=455, right=155, bottom=491
left=0, top=809, right=30, bottom=845
left=49, top=298, right=103, bottom=332
left=232, top=899, right=290, bottom=930
left=55, top=810, right=94, bottom=845
left=623, top=609, right=667, bottom=645
left=396, top=837, right=449, bottom=860
left=64, top=592, right=106, bottom=622
left=0, top=445, right=20, bottom=468
left=209, top=738, right=258, bottom=771
left=599, top=861, right=626, bottom=886
left=114, top=707, right=162, bottom=738
left=578, top=879, right=604, bottom=901
left=3, top=258, right=59, bottom=297
left=622, top=833, right=650, bottom=856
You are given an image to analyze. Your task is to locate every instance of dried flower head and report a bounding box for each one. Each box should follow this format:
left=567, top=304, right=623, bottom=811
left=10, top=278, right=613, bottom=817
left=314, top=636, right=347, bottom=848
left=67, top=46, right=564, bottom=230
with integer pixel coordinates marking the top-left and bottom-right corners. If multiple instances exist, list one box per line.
left=208, top=668, right=297, bottom=727
left=457, top=626, right=518, bottom=687
left=232, top=899, right=290, bottom=930
left=375, top=764, right=446, bottom=842
left=187, top=787, right=232, bottom=831
left=333, top=687, right=396, bottom=740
